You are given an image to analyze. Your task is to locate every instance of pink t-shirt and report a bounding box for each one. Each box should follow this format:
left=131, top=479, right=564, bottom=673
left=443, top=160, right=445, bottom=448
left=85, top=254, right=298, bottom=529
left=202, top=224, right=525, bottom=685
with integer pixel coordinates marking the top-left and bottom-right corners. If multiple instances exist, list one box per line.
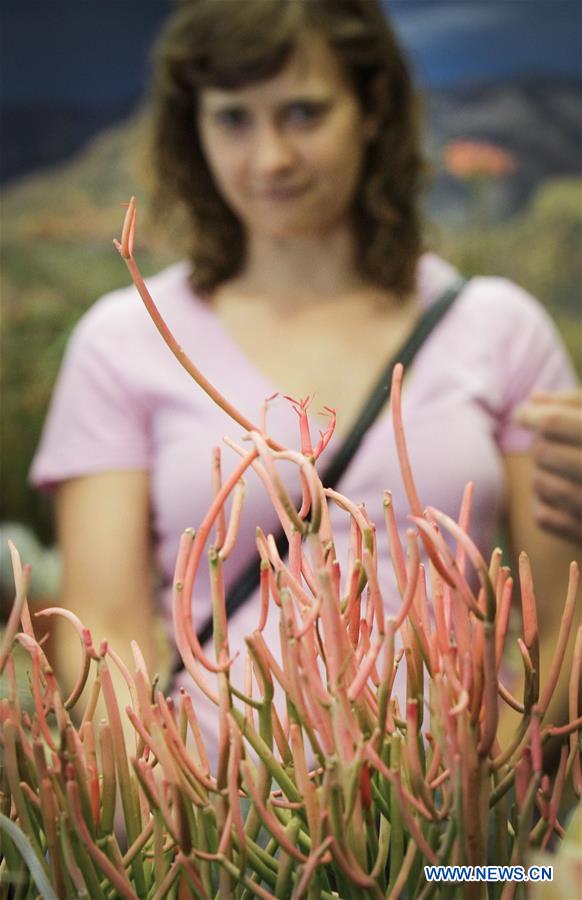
left=30, top=254, right=575, bottom=763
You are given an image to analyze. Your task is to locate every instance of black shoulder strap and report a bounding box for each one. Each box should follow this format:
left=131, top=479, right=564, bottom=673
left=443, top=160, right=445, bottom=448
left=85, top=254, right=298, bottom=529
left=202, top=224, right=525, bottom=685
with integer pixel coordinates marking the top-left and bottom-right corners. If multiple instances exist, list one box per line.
left=182, top=277, right=466, bottom=659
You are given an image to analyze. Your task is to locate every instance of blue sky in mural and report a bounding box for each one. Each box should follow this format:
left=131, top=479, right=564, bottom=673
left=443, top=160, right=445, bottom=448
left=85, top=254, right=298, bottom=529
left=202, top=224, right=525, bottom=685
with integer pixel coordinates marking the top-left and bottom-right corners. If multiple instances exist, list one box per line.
left=1, top=0, right=581, bottom=103
left=390, top=0, right=582, bottom=87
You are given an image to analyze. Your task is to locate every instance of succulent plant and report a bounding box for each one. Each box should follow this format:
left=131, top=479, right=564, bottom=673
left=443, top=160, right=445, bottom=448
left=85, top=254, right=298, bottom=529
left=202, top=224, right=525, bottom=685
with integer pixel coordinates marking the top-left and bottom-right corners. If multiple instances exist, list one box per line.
left=1, top=199, right=579, bottom=899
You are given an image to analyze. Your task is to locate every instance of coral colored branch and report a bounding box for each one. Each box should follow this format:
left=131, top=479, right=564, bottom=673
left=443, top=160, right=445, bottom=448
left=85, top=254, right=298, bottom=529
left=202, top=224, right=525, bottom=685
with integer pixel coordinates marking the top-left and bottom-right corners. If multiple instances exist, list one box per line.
left=114, top=197, right=284, bottom=451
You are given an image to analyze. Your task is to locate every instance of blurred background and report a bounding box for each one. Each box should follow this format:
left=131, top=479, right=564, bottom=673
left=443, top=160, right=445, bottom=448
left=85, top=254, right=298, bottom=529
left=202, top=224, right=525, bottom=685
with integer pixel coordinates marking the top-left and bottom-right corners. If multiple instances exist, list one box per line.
left=1, top=0, right=581, bottom=562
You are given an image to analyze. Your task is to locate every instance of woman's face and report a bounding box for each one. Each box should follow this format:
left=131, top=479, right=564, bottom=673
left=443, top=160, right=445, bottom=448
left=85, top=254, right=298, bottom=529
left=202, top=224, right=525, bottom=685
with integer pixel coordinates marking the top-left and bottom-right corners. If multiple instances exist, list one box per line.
left=197, top=32, right=376, bottom=242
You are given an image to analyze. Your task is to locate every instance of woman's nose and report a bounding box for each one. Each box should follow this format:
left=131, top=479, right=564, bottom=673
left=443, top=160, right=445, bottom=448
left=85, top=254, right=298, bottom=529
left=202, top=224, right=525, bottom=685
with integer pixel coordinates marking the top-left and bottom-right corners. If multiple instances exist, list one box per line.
left=253, top=123, right=297, bottom=175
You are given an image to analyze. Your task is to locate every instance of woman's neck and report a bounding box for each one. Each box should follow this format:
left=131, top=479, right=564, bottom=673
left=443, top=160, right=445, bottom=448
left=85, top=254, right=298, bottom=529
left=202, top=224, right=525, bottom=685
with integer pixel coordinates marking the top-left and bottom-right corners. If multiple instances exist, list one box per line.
left=229, top=224, right=374, bottom=312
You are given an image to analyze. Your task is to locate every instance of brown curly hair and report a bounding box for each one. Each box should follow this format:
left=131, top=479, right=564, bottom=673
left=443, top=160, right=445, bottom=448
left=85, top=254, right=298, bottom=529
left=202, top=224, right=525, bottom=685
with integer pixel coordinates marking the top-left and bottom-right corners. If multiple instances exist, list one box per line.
left=149, top=0, right=425, bottom=298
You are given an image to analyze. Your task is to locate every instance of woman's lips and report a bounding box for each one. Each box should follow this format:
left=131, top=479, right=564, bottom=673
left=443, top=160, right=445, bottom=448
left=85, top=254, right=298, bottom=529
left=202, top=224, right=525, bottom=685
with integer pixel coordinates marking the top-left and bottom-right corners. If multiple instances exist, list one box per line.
left=259, top=183, right=310, bottom=201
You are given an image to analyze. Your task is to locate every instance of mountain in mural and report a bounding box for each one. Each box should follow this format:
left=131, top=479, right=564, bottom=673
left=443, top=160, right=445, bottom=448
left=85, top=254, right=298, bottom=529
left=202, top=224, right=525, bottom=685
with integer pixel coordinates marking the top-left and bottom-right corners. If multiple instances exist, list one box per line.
left=425, top=75, right=582, bottom=221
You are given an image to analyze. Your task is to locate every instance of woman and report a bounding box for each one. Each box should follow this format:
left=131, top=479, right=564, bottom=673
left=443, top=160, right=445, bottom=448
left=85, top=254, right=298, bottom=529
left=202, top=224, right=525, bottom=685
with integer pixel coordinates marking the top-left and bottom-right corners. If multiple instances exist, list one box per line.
left=30, top=0, right=578, bottom=760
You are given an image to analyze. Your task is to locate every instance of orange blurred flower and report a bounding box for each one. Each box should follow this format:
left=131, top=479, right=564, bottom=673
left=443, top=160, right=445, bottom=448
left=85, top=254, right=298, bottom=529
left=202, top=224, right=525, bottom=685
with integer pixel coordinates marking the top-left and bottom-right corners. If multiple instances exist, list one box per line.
left=444, top=139, right=516, bottom=180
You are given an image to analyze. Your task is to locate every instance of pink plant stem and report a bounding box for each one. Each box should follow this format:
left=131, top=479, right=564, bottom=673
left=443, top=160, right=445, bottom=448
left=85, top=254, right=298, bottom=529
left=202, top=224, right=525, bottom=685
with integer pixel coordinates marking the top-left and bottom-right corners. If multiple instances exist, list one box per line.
left=150, top=856, right=182, bottom=900
left=0, top=558, right=32, bottom=674
left=317, top=565, right=350, bottom=689
left=106, top=644, right=139, bottom=713
left=100, top=659, right=143, bottom=852
left=38, top=776, right=66, bottom=895
left=8, top=540, right=35, bottom=636
left=66, top=780, right=139, bottom=899
left=390, top=363, right=422, bottom=517
left=257, top=561, right=270, bottom=632
left=538, top=561, right=579, bottom=717
left=495, top=573, right=513, bottom=670
left=313, top=405, right=337, bottom=459
left=518, top=552, right=540, bottom=701
left=80, top=721, right=100, bottom=826
left=347, top=637, right=384, bottom=702
left=249, top=433, right=308, bottom=534
left=297, top=661, right=335, bottom=757
left=515, top=748, right=532, bottom=808
left=296, top=592, right=322, bottom=638
left=240, top=760, right=308, bottom=863
left=343, top=561, right=363, bottom=629
left=405, top=585, right=434, bottom=677
left=271, top=706, right=292, bottom=761
left=432, top=585, right=450, bottom=662
left=516, top=638, right=535, bottom=711
left=20, top=781, right=41, bottom=811
left=297, top=467, right=313, bottom=521
left=497, top=681, right=524, bottom=714
left=293, top=835, right=334, bottom=899
left=279, top=590, right=310, bottom=724
left=545, top=714, right=582, bottom=737
left=393, top=530, right=420, bottom=630
left=365, top=743, right=435, bottom=825
left=317, top=478, right=334, bottom=547
left=15, top=637, right=57, bottom=750
left=426, top=506, right=495, bottom=621
left=284, top=393, right=314, bottom=455
left=328, top=837, right=383, bottom=894
left=289, top=722, right=321, bottom=839
left=477, top=620, right=498, bottom=757
left=383, top=491, right=407, bottom=595
left=416, top=565, right=436, bottom=669
left=540, top=743, right=568, bottom=850
left=180, top=691, right=211, bottom=776
left=488, top=546, right=503, bottom=595
left=530, top=709, right=543, bottom=775
left=288, top=529, right=303, bottom=581
left=346, top=513, right=363, bottom=589
left=330, top=554, right=342, bottom=600
left=226, top=716, right=246, bottom=866
left=362, top=547, right=385, bottom=636
left=211, top=447, right=226, bottom=549
left=35, top=608, right=93, bottom=708
left=155, top=694, right=214, bottom=795
left=274, top=447, right=324, bottom=530
left=412, top=516, right=478, bottom=619
left=244, top=651, right=255, bottom=729
left=435, top=676, right=460, bottom=764
left=426, top=737, right=443, bottom=785
left=324, top=487, right=371, bottom=537
left=176, top=853, right=207, bottom=897
left=568, top=625, right=582, bottom=794
left=246, top=630, right=290, bottom=694
left=405, top=700, right=438, bottom=817
left=455, top=482, right=474, bottom=577
left=114, top=197, right=283, bottom=450
left=223, top=435, right=294, bottom=542
left=177, top=449, right=259, bottom=680
left=172, top=536, right=219, bottom=704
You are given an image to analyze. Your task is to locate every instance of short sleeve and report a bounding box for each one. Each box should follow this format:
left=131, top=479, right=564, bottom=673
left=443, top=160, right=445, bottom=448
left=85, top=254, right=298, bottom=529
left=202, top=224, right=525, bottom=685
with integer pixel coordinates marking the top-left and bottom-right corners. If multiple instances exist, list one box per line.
left=493, top=280, right=577, bottom=453
left=29, top=302, right=150, bottom=492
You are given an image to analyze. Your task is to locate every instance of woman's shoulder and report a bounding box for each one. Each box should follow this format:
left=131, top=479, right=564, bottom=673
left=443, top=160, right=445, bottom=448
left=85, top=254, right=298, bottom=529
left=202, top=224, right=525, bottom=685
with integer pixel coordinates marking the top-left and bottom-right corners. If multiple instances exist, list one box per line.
left=419, top=252, right=559, bottom=334
left=417, top=253, right=575, bottom=400
left=73, top=260, right=197, bottom=345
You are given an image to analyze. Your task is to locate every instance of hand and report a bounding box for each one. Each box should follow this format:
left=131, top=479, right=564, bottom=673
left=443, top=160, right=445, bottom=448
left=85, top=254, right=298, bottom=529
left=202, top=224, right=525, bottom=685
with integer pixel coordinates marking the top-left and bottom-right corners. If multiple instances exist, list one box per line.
left=514, top=389, right=582, bottom=545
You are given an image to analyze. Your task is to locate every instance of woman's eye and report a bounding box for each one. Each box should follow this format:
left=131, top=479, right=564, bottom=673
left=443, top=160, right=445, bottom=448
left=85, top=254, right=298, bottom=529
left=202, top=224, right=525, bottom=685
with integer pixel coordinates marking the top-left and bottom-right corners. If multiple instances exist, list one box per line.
left=285, top=102, right=327, bottom=125
left=213, top=107, right=249, bottom=130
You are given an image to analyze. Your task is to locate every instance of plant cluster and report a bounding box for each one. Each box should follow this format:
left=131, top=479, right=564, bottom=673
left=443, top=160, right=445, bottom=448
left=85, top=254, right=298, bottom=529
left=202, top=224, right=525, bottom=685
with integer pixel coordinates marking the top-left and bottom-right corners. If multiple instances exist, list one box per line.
left=0, top=200, right=580, bottom=899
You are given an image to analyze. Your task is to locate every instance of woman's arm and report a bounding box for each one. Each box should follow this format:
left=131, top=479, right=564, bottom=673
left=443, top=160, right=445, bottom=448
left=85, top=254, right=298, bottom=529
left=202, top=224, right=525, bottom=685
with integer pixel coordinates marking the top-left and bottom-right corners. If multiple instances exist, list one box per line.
left=54, top=471, right=161, bottom=742
left=500, top=453, right=581, bottom=746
